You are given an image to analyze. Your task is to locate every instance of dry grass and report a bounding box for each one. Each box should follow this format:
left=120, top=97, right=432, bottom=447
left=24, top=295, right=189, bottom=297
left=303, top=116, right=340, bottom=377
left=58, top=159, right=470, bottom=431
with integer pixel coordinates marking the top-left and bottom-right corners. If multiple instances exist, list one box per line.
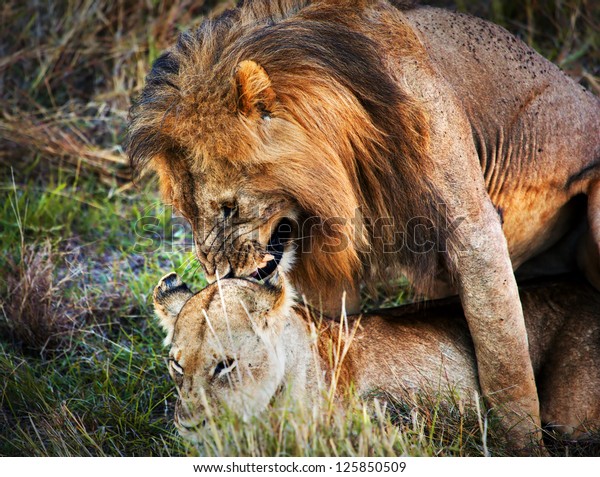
left=185, top=389, right=506, bottom=457
left=0, top=0, right=597, bottom=184
left=0, top=0, right=222, bottom=183
left=1, top=242, right=78, bottom=353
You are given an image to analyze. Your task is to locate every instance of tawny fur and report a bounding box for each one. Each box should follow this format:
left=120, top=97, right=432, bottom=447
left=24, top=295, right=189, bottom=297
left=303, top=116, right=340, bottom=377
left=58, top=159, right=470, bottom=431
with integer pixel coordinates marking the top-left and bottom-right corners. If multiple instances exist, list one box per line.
left=154, top=273, right=600, bottom=444
left=130, top=0, right=600, bottom=450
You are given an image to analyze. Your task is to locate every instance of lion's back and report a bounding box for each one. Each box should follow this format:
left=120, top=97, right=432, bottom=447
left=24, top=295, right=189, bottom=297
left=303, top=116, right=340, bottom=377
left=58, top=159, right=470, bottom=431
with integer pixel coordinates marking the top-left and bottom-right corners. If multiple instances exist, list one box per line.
left=403, top=6, right=598, bottom=129
left=403, top=6, right=600, bottom=265
left=403, top=7, right=599, bottom=178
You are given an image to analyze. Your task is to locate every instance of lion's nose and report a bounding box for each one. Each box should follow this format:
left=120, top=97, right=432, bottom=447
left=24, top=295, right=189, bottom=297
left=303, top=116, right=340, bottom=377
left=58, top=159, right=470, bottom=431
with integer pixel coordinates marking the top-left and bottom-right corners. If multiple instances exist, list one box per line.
left=192, top=227, right=241, bottom=282
left=193, top=241, right=218, bottom=278
left=202, top=262, right=234, bottom=283
left=194, top=252, right=213, bottom=280
left=195, top=240, right=211, bottom=264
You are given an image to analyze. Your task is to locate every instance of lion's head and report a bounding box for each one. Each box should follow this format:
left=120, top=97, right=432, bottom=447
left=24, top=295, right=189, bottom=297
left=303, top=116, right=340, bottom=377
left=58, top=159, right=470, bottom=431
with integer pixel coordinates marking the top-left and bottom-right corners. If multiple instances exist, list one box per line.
left=153, top=272, right=295, bottom=438
left=129, top=0, right=445, bottom=307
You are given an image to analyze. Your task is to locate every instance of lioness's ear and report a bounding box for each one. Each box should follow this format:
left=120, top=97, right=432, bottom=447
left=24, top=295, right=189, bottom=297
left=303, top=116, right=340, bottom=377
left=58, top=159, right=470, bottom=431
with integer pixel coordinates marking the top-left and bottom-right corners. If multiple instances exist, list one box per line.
left=153, top=273, right=193, bottom=345
left=259, top=271, right=295, bottom=332
left=265, top=271, right=285, bottom=299
left=234, top=60, right=275, bottom=118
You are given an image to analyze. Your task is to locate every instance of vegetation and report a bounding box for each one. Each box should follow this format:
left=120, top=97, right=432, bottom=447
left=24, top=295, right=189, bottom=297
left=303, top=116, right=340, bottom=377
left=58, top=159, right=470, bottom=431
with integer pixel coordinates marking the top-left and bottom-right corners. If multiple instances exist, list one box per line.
left=0, top=0, right=598, bottom=456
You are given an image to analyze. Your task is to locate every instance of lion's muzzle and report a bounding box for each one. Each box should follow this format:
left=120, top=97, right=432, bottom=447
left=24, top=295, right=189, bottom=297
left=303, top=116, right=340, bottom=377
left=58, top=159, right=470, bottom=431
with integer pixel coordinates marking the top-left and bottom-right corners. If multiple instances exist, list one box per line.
left=196, top=218, right=294, bottom=283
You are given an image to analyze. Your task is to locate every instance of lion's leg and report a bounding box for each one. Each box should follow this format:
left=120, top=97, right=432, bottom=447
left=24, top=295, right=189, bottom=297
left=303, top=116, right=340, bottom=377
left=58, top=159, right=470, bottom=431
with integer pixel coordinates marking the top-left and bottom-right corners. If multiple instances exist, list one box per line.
left=579, top=180, right=600, bottom=291
left=452, top=203, right=543, bottom=454
left=400, top=60, right=544, bottom=452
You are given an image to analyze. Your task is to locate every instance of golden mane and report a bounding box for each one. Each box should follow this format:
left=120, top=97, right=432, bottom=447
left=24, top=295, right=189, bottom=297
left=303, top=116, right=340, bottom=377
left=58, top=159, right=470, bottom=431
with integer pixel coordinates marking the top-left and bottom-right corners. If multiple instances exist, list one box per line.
left=127, top=0, right=450, bottom=294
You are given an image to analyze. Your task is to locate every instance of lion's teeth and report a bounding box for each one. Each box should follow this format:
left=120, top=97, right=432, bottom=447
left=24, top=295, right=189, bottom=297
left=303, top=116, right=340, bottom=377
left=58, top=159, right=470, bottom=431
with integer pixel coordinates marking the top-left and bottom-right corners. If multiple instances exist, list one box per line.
left=256, top=254, right=275, bottom=270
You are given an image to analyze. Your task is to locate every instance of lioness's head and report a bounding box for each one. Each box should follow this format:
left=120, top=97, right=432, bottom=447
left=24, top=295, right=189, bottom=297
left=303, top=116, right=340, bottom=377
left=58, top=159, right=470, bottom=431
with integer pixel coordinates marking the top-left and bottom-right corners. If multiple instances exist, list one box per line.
left=153, top=272, right=294, bottom=439
left=127, top=1, right=438, bottom=294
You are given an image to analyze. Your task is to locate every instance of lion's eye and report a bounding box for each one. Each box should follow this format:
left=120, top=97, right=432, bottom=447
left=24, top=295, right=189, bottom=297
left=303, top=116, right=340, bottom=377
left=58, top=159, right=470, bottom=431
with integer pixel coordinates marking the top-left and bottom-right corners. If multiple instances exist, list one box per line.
left=222, top=201, right=237, bottom=219
left=170, top=358, right=184, bottom=376
left=213, top=358, right=236, bottom=379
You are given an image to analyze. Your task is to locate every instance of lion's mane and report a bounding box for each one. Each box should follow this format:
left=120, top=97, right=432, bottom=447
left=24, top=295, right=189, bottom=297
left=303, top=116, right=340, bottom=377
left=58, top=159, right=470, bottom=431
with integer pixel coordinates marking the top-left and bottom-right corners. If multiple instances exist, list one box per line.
left=127, top=0, right=450, bottom=294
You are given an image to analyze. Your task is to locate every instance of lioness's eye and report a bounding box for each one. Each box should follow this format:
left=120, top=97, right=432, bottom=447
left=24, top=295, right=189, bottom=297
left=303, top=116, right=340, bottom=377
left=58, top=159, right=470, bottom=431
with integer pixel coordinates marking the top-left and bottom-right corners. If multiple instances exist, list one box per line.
left=169, top=358, right=184, bottom=376
left=213, top=358, right=236, bottom=379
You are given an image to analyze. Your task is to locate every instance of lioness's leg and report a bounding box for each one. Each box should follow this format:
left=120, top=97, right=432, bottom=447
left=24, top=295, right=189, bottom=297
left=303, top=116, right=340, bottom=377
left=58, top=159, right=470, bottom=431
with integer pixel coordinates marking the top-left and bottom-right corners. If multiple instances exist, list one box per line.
left=579, top=180, right=600, bottom=290
left=538, top=313, right=600, bottom=438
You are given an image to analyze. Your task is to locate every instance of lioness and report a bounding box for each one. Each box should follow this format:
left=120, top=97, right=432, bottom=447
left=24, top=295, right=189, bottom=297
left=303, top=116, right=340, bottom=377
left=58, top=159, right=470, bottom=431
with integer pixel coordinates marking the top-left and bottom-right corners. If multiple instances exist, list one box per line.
left=128, top=0, right=600, bottom=449
left=154, top=272, right=600, bottom=449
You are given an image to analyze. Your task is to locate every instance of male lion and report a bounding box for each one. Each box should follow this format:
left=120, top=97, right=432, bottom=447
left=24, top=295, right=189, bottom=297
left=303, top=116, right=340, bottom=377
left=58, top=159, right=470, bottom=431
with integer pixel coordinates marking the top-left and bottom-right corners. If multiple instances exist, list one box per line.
left=153, top=272, right=600, bottom=451
left=128, top=0, right=600, bottom=451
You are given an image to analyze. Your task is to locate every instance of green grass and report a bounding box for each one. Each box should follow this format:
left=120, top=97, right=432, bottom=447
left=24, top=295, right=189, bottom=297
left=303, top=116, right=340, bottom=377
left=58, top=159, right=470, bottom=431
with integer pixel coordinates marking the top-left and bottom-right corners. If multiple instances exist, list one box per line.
left=0, top=162, right=585, bottom=458
left=0, top=166, right=201, bottom=456
left=1, top=0, right=598, bottom=458
left=181, top=391, right=504, bottom=457
left=0, top=333, right=184, bottom=456
left=0, top=165, right=500, bottom=457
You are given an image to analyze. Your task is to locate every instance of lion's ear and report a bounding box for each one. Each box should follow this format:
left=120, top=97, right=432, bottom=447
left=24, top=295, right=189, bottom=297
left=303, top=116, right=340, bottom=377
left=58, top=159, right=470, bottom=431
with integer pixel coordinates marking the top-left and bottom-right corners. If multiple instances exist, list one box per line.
left=234, top=60, right=276, bottom=118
